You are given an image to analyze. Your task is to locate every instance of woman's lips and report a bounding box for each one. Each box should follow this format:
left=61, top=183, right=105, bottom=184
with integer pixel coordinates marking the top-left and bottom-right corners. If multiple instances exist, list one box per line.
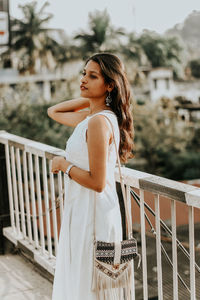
left=80, top=85, right=88, bottom=90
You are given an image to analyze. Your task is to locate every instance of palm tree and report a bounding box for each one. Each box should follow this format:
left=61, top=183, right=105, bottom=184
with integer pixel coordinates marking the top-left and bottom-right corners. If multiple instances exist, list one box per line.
left=74, top=9, right=125, bottom=59
left=10, top=1, right=68, bottom=74
left=120, top=32, right=143, bottom=63
left=119, top=32, right=149, bottom=84
left=138, top=31, right=182, bottom=69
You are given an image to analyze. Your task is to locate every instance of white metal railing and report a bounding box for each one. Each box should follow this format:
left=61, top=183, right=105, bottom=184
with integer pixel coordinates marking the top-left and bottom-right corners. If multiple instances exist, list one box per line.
left=1, top=131, right=200, bottom=300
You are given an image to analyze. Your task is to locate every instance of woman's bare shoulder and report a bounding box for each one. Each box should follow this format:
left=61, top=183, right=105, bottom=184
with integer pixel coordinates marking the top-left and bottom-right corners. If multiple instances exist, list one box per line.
left=87, top=114, right=112, bottom=138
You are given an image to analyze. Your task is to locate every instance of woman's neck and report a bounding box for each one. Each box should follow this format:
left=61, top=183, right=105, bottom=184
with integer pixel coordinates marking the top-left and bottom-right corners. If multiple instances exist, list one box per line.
left=89, top=105, right=112, bottom=116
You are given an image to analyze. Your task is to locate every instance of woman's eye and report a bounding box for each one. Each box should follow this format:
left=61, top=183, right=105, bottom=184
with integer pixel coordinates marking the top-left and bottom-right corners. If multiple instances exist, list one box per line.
left=81, top=71, right=96, bottom=79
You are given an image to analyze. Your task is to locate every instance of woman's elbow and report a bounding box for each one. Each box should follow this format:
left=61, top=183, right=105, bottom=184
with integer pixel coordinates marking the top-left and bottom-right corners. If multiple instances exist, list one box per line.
left=47, top=107, right=54, bottom=118
left=95, top=182, right=106, bottom=193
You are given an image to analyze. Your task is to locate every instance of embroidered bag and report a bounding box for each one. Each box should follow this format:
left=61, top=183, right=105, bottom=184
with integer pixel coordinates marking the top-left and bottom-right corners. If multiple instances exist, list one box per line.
left=91, top=115, right=141, bottom=300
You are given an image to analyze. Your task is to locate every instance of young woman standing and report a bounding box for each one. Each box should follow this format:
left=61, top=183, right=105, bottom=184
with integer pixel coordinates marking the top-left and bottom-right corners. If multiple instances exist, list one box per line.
left=48, top=53, right=134, bottom=299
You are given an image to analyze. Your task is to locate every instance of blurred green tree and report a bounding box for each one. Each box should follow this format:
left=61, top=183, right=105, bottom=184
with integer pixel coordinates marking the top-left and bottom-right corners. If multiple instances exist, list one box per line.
left=132, top=99, right=200, bottom=180
left=8, top=1, right=69, bottom=73
left=0, top=87, right=73, bottom=149
left=119, top=32, right=150, bottom=84
left=138, top=32, right=182, bottom=71
left=120, top=32, right=144, bottom=65
left=74, top=9, right=125, bottom=59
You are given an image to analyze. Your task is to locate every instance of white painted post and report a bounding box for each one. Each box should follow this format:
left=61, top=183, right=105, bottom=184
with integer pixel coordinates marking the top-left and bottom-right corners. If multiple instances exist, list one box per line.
left=126, top=185, right=135, bottom=300
left=58, top=171, right=64, bottom=222
left=43, top=80, right=51, bottom=101
left=16, top=148, right=26, bottom=237
left=5, top=144, right=15, bottom=231
left=49, top=160, right=58, bottom=256
left=189, top=206, right=196, bottom=300
left=42, top=157, right=52, bottom=258
left=28, top=152, right=39, bottom=248
left=10, top=146, right=20, bottom=236
left=23, top=151, right=32, bottom=243
left=171, top=200, right=178, bottom=299
left=154, top=194, right=163, bottom=299
left=35, top=155, right=45, bottom=254
left=140, top=189, right=148, bottom=300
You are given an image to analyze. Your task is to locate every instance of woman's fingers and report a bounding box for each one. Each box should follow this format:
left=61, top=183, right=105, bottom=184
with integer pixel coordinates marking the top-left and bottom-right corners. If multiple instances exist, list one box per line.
left=51, top=156, right=61, bottom=173
left=51, top=168, right=59, bottom=174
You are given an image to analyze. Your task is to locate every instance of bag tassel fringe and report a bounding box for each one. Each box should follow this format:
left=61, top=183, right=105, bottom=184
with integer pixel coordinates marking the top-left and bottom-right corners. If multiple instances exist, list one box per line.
left=92, top=259, right=134, bottom=300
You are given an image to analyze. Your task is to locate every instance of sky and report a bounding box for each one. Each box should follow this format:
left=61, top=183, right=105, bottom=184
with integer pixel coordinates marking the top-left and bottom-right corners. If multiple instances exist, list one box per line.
left=10, top=0, right=200, bottom=36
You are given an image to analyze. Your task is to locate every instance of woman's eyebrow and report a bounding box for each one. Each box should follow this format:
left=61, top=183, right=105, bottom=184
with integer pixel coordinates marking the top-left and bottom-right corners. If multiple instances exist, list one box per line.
left=83, top=69, right=100, bottom=75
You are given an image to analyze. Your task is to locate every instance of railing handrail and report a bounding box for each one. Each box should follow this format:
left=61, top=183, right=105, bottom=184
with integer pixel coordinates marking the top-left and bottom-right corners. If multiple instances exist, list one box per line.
left=1, top=130, right=200, bottom=208
left=0, top=130, right=65, bottom=159
left=116, top=167, right=200, bottom=208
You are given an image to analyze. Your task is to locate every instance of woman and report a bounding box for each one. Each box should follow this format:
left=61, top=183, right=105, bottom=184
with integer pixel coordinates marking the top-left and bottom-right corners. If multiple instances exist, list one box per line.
left=48, top=53, right=134, bottom=299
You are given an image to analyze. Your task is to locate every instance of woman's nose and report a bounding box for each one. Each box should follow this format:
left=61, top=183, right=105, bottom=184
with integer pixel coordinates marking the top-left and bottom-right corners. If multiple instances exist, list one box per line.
left=81, top=75, right=87, bottom=83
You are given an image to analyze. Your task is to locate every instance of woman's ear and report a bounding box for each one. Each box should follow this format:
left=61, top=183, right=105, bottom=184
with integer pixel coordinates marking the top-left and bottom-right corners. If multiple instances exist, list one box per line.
left=107, top=82, right=114, bottom=92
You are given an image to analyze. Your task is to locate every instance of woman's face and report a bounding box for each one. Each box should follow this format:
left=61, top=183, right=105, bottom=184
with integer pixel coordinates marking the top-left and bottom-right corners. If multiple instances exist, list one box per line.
left=80, top=60, right=108, bottom=99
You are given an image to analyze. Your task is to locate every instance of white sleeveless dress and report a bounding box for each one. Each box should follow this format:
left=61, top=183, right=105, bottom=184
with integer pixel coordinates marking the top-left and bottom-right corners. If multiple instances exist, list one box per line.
left=52, top=110, right=123, bottom=300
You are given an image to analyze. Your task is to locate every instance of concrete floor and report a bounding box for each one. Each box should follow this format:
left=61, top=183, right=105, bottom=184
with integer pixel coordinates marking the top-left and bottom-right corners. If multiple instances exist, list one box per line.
left=0, top=254, right=53, bottom=300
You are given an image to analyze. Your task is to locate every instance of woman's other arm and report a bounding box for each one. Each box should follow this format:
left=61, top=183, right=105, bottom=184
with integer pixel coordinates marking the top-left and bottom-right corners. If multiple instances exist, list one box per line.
left=47, top=97, right=90, bottom=127
left=51, top=115, right=112, bottom=192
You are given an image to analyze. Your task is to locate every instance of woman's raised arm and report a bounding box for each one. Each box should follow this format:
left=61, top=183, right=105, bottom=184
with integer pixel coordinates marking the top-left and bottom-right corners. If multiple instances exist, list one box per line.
left=47, top=97, right=90, bottom=127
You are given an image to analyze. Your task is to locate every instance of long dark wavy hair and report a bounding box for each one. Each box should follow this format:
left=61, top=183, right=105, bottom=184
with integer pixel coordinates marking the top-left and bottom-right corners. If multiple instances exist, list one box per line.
left=86, top=53, right=134, bottom=163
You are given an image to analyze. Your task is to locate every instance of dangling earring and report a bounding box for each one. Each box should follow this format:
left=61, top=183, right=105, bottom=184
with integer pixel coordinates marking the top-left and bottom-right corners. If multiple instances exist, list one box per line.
left=105, top=92, right=112, bottom=106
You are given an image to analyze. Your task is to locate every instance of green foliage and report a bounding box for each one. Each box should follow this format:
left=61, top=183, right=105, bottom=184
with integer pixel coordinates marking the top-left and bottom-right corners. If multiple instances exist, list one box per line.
left=7, top=1, right=70, bottom=73
left=159, top=151, right=200, bottom=180
left=132, top=100, right=200, bottom=180
left=0, top=90, right=73, bottom=149
left=189, top=59, right=200, bottom=78
left=138, top=32, right=182, bottom=69
left=121, top=33, right=144, bottom=63
left=74, top=9, right=125, bottom=59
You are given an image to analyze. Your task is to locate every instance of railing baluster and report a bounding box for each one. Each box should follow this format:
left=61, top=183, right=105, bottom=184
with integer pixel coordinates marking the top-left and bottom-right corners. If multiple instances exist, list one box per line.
left=155, top=194, right=163, bottom=299
left=63, top=174, right=66, bottom=208
left=10, top=146, right=20, bottom=236
left=28, top=153, right=39, bottom=248
left=140, top=189, right=148, bottom=300
left=58, top=171, right=64, bottom=222
left=23, top=151, right=32, bottom=243
left=171, top=199, right=178, bottom=299
left=126, top=184, right=135, bottom=300
left=189, top=206, right=196, bottom=300
left=49, top=160, right=58, bottom=256
left=42, top=156, right=52, bottom=257
left=16, top=148, right=26, bottom=238
left=5, top=144, right=15, bottom=231
left=35, top=155, right=45, bottom=254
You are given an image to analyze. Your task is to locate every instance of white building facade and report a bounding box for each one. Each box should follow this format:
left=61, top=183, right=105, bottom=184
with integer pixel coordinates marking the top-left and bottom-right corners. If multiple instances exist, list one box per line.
left=148, top=68, right=200, bottom=104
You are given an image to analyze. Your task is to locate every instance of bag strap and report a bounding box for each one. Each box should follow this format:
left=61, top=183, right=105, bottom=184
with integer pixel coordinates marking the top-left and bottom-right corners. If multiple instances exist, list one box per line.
left=93, top=113, right=133, bottom=243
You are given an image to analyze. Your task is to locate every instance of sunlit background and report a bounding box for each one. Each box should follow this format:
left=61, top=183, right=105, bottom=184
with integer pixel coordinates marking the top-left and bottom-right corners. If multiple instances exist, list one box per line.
left=10, top=0, right=200, bottom=35
left=1, top=2, right=200, bottom=300
left=0, top=0, right=200, bottom=180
